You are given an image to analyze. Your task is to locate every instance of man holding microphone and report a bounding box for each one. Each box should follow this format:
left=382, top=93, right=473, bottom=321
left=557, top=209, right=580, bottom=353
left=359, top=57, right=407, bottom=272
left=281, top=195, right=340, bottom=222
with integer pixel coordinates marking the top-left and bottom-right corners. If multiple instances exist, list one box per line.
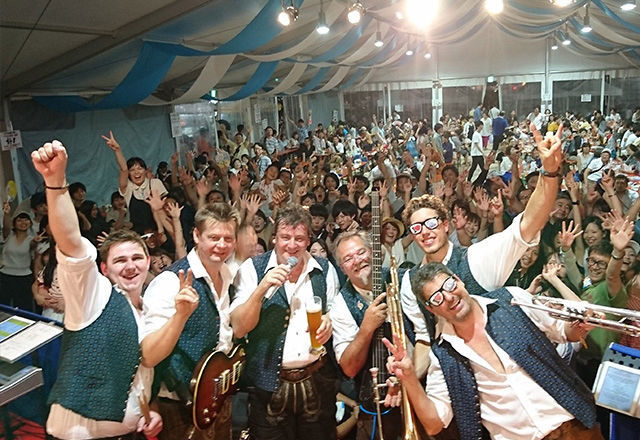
left=231, top=205, right=340, bottom=440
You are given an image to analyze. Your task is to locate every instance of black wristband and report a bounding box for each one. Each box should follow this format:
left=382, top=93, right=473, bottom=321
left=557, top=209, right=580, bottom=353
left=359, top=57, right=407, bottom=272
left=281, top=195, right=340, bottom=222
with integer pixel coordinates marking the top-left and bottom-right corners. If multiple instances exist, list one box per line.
left=572, top=201, right=579, bottom=205
left=45, top=183, right=69, bottom=191
left=611, top=252, right=623, bottom=260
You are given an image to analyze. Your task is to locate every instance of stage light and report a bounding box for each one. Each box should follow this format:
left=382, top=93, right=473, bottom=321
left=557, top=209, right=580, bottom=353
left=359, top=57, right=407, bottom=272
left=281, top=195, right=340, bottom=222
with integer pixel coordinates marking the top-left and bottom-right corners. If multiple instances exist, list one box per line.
left=485, top=0, right=504, bottom=14
left=316, top=11, right=329, bottom=34
left=581, top=15, right=592, bottom=32
left=621, top=0, right=636, bottom=10
left=407, top=0, right=438, bottom=26
left=550, top=0, right=574, bottom=6
left=277, top=4, right=298, bottom=26
left=348, top=2, right=364, bottom=24
left=406, top=48, right=414, bottom=56
left=374, top=31, right=384, bottom=47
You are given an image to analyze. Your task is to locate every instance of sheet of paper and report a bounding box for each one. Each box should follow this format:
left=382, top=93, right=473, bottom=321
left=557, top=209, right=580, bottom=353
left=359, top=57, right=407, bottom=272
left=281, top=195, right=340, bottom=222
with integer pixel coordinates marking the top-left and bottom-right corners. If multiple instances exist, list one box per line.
left=0, top=322, right=62, bottom=363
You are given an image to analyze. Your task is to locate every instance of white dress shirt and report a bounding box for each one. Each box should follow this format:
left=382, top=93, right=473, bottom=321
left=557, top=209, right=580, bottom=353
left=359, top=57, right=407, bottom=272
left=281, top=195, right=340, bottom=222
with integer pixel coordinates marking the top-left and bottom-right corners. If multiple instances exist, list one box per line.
left=401, top=213, right=538, bottom=342
left=231, top=251, right=340, bottom=369
left=426, top=288, right=573, bottom=440
left=143, top=248, right=234, bottom=355
left=47, top=238, right=152, bottom=439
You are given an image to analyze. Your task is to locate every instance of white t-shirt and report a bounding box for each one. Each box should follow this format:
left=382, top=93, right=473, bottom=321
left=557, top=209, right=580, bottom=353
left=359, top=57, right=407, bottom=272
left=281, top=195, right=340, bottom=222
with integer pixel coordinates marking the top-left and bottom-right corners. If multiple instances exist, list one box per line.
left=471, top=132, right=484, bottom=156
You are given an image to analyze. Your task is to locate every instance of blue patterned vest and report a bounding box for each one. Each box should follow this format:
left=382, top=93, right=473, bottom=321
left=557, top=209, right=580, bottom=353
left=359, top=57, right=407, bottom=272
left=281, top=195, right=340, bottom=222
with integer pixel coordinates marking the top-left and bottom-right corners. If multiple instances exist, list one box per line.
left=410, top=246, right=488, bottom=339
left=156, top=257, right=221, bottom=391
left=245, top=251, right=329, bottom=392
left=431, top=288, right=596, bottom=440
left=48, top=288, right=140, bottom=422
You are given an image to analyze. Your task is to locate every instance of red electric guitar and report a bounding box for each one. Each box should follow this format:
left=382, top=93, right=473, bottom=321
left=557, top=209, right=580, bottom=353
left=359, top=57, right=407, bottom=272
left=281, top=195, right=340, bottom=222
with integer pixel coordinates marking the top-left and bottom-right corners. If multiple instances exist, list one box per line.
left=190, top=345, right=246, bottom=430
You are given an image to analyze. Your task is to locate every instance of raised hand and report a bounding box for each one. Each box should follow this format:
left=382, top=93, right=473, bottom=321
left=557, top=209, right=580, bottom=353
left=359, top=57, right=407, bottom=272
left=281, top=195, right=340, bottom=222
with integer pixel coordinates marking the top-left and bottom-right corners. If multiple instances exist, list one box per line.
left=170, top=151, right=179, bottom=165
left=558, top=220, right=582, bottom=251
left=444, top=181, right=455, bottom=198
left=96, top=231, right=110, bottom=248
left=196, top=179, right=210, bottom=199
left=228, top=173, right=241, bottom=194
left=379, top=180, right=390, bottom=199
left=531, top=122, right=563, bottom=173
left=462, top=180, right=473, bottom=199
left=433, top=182, right=445, bottom=199
left=610, top=217, right=635, bottom=251
left=382, top=334, right=415, bottom=382
left=2, top=201, right=10, bottom=215
left=146, top=166, right=154, bottom=180
left=165, top=201, right=183, bottom=219
left=175, top=269, right=199, bottom=319
left=31, top=140, right=68, bottom=184
left=145, top=189, right=165, bottom=212
left=477, top=192, right=490, bottom=213
left=489, top=190, right=504, bottom=216
left=347, top=179, right=357, bottom=195
left=452, top=206, right=468, bottom=229
left=101, top=131, right=121, bottom=153
left=358, top=194, right=371, bottom=209
left=246, top=194, right=262, bottom=216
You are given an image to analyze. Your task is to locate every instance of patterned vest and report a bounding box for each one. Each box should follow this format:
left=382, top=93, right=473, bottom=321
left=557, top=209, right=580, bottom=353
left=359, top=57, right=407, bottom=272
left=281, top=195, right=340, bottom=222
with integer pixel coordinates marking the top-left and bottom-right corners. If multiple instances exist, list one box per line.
left=48, top=288, right=140, bottom=422
left=156, top=257, right=221, bottom=391
left=431, top=288, right=596, bottom=440
left=409, top=246, right=488, bottom=339
left=245, top=251, right=329, bottom=392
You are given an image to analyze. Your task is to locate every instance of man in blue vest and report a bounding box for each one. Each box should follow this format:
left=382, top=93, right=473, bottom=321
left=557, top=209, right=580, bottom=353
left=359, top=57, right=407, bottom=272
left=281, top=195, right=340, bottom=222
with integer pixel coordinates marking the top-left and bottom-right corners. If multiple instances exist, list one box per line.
left=331, top=230, right=414, bottom=440
left=230, top=205, right=340, bottom=440
left=141, top=202, right=240, bottom=440
left=385, top=262, right=603, bottom=440
left=401, top=123, right=564, bottom=377
left=31, top=140, right=162, bottom=440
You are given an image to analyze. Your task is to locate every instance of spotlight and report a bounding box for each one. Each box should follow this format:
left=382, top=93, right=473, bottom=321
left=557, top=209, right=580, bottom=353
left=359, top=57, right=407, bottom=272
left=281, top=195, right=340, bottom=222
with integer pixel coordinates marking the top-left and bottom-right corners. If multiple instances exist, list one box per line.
left=550, top=0, right=574, bottom=6
left=581, top=15, right=592, bottom=32
left=277, top=6, right=298, bottom=26
left=395, top=11, right=403, bottom=20
left=316, top=12, right=329, bottom=34
left=485, top=0, right=504, bottom=14
left=406, top=48, right=414, bottom=56
left=551, top=42, right=559, bottom=50
left=621, top=0, right=636, bottom=10
left=348, top=2, right=364, bottom=24
left=424, top=52, right=431, bottom=59
left=374, top=31, right=384, bottom=47
left=562, top=35, right=571, bottom=45
left=408, top=0, right=438, bottom=26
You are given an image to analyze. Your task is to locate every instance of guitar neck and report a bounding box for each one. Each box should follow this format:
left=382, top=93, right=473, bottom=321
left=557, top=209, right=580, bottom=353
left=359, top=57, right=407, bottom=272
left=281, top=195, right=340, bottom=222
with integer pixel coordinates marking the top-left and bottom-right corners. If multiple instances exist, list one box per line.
left=371, top=192, right=382, bottom=298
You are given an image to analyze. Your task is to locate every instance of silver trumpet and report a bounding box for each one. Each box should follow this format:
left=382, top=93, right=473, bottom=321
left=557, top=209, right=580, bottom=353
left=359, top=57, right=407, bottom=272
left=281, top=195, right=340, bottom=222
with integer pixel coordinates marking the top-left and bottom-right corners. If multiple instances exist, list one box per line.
left=511, top=296, right=640, bottom=337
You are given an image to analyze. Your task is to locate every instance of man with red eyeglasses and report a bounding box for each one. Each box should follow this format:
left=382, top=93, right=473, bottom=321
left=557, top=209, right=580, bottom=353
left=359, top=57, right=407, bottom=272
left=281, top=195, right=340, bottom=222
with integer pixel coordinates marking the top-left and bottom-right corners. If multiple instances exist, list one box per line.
left=401, top=123, right=565, bottom=378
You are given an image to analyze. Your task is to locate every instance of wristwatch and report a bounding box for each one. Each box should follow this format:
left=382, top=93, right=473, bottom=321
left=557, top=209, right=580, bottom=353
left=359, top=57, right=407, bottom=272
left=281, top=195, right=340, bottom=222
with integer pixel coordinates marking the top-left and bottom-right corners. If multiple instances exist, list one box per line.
left=540, top=168, right=560, bottom=178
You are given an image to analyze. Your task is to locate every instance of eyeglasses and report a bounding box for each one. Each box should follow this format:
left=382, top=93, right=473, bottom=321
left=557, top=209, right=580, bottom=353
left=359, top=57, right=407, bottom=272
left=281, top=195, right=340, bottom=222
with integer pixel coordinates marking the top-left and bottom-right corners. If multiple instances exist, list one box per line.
left=586, top=257, right=608, bottom=270
left=409, top=216, right=441, bottom=235
left=341, top=248, right=368, bottom=266
left=425, top=276, right=457, bottom=307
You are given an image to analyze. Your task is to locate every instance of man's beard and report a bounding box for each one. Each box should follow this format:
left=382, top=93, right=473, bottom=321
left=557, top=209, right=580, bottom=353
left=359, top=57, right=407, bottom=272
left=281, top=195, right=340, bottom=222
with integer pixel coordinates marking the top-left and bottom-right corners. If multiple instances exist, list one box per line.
left=356, top=264, right=372, bottom=286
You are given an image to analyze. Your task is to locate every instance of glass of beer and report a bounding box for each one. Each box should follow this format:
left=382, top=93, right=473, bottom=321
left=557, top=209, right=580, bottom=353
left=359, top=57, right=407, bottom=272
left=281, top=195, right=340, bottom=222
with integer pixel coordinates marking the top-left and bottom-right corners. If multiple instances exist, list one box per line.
left=306, top=296, right=325, bottom=355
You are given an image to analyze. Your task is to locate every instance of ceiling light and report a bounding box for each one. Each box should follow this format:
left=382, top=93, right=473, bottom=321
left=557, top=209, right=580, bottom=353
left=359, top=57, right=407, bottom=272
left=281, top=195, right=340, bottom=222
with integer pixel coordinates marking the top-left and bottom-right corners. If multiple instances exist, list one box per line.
left=348, top=2, right=364, bottom=24
left=550, top=0, right=574, bottom=6
left=485, top=0, right=504, bottom=14
left=581, top=14, right=592, bottom=32
left=406, top=48, right=414, bottom=56
left=408, top=0, right=438, bottom=26
left=562, top=35, right=571, bottom=45
left=621, top=0, right=636, bottom=10
left=424, top=52, right=431, bottom=59
left=316, top=12, right=329, bottom=34
left=374, top=31, right=384, bottom=47
left=277, top=5, right=298, bottom=26
left=551, top=42, right=559, bottom=50
left=395, top=11, right=403, bottom=20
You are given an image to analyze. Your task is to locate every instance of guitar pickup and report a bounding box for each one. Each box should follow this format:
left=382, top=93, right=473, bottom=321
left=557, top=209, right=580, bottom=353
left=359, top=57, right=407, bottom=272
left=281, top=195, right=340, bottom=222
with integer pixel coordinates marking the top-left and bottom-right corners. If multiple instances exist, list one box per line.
left=220, top=370, right=230, bottom=394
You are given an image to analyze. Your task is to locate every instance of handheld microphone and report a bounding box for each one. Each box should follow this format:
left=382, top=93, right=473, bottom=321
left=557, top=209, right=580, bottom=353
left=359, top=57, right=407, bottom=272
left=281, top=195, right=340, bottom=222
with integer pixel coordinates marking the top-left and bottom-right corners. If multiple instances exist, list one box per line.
left=264, top=256, right=299, bottom=300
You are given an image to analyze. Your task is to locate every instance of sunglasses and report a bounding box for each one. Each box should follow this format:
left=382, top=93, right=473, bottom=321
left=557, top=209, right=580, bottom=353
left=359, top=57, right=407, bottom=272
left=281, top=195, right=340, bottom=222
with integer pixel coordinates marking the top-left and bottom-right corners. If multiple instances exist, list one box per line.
left=409, top=216, right=441, bottom=235
left=425, top=276, right=457, bottom=307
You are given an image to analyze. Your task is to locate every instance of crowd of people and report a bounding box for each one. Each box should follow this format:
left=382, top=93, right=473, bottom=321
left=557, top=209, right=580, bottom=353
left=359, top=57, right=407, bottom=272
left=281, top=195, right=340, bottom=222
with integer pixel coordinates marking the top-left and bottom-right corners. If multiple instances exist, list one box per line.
left=3, top=102, right=640, bottom=440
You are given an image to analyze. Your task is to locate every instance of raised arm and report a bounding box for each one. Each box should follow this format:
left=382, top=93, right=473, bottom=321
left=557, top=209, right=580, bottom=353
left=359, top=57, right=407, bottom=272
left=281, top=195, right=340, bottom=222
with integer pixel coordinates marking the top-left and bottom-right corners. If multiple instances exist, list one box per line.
left=519, top=123, right=563, bottom=243
left=31, top=141, right=84, bottom=258
left=102, top=131, right=129, bottom=195
left=607, top=218, right=634, bottom=297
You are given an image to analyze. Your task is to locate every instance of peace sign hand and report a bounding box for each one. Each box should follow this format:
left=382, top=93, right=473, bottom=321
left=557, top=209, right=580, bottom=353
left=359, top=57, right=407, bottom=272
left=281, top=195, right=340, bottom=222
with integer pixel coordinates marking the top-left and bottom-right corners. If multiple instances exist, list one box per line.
left=175, top=269, right=199, bottom=320
left=531, top=122, right=563, bottom=174
left=382, top=334, right=415, bottom=382
left=101, top=131, right=121, bottom=153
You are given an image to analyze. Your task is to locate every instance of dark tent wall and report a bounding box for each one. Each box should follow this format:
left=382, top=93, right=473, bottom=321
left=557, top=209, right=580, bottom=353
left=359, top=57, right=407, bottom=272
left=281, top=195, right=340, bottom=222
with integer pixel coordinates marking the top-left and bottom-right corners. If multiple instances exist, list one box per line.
left=10, top=101, right=175, bottom=206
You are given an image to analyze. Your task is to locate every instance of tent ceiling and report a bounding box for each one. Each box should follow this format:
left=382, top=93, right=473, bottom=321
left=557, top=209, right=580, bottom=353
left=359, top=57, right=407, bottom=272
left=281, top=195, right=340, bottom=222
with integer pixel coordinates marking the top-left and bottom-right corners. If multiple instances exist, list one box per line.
left=1, top=0, right=639, bottom=108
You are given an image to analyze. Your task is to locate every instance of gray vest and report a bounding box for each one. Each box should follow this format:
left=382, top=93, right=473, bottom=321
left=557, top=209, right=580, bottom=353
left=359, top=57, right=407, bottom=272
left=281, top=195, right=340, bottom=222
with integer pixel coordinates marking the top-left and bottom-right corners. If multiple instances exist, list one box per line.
left=48, top=288, right=140, bottom=422
left=157, top=257, right=221, bottom=391
left=245, top=251, right=329, bottom=392
left=432, top=288, right=596, bottom=440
